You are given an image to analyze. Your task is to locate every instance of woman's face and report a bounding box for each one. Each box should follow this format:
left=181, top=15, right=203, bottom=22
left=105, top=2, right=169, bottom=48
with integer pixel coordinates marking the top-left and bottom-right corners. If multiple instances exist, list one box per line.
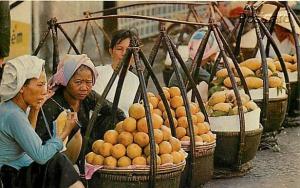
left=110, top=38, right=131, bottom=69
left=66, top=67, right=93, bottom=101
left=22, top=71, right=47, bottom=107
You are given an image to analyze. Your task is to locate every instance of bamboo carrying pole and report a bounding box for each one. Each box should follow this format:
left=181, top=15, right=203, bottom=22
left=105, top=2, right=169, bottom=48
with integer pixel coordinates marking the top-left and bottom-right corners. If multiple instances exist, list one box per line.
left=285, top=3, right=300, bottom=121
left=132, top=42, right=157, bottom=188
left=208, top=3, right=247, bottom=168
left=88, top=2, right=209, bottom=16
left=232, top=3, right=292, bottom=133
left=49, top=18, right=60, bottom=73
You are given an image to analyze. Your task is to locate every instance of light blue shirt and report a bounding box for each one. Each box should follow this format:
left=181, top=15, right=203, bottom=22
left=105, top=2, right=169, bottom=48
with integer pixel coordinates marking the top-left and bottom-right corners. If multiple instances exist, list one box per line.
left=0, top=101, right=63, bottom=170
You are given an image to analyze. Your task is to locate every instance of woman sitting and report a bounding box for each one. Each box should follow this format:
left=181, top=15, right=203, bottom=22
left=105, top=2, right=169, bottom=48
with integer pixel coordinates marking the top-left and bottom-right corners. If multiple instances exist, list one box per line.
left=168, top=27, right=219, bottom=88
left=0, top=55, right=83, bottom=188
left=35, top=54, right=125, bottom=166
left=93, top=30, right=140, bottom=115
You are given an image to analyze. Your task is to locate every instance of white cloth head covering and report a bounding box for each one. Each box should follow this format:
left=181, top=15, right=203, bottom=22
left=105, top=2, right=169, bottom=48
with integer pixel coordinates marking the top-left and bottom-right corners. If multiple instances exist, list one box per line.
left=188, top=27, right=219, bottom=61
left=48, top=54, right=98, bottom=91
left=0, top=55, right=45, bottom=102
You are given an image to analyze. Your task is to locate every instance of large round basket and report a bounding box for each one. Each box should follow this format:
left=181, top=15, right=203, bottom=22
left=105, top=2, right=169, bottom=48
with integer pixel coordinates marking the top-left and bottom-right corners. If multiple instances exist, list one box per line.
left=88, top=161, right=186, bottom=188
left=213, top=124, right=263, bottom=177
left=254, top=95, right=288, bottom=132
left=180, top=142, right=216, bottom=187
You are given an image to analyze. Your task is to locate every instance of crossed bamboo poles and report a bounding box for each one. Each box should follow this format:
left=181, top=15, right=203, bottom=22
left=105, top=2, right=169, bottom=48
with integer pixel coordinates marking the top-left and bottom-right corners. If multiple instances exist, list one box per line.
left=66, top=2, right=236, bottom=68
left=32, top=14, right=212, bottom=188
left=32, top=15, right=247, bottom=187
left=32, top=6, right=248, bottom=188
left=235, top=1, right=300, bottom=128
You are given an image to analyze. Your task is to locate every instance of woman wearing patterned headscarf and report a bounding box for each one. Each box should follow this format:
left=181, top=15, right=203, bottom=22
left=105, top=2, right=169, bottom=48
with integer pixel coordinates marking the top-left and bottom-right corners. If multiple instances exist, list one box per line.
left=35, top=54, right=125, bottom=167
left=168, top=27, right=219, bottom=88
left=0, top=55, right=84, bottom=188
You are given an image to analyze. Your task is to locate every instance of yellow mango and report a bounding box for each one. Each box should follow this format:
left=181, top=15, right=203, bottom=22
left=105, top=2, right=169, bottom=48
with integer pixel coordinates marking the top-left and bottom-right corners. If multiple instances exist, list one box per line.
left=274, top=54, right=294, bottom=63
left=244, top=101, right=258, bottom=111
left=216, top=68, right=228, bottom=78
left=245, top=77, right=263, bottom=89
left=290, top=63, right=297, bottom=72
left=269, top=76, right=282, bottom=88
left=240, top=58, right=261, bottom=71
left=234, top=67, right=255, bottom=77
left=267, top=61, right=276, bottom=72
left=292, top=55, right=297, bottom=64
left=223, top=77, right=241, bottom=88
left=212, top=103, right=232, bottom=113
left=208, top=91, right=226, bottom=106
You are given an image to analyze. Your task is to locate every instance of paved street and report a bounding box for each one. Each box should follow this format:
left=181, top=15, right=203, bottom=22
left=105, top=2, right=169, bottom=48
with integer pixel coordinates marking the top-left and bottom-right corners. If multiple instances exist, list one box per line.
left=205, top=126, right=300, bottom=188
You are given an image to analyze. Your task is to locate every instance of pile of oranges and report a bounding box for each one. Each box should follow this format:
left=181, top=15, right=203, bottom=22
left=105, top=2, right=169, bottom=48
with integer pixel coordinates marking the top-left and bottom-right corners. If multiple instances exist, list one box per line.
left=86, top=103, right=186, bottom=167
left=148, top=86, right=216, bottom=144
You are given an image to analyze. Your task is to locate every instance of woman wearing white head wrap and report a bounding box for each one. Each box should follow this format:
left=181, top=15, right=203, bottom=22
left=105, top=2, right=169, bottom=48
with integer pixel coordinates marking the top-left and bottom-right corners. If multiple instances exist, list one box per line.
left=0, top=55, right=84, bottom=188
left=0, top=55, right=44, bottom=102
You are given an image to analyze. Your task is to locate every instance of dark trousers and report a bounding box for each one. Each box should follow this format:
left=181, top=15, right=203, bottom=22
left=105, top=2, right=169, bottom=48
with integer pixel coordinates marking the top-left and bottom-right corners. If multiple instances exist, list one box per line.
left=0, top=153, right=80, bottom=188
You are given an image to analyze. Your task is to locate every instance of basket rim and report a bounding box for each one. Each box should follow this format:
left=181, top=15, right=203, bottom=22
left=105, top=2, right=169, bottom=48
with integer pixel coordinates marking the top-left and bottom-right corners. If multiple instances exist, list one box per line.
left=96, top=160, right=186, bottom=174
left=253, top=94, right=288, bottom=102
left=181, top=140, right=216, bottom=149
left=212, top=124, right=263, bottom=135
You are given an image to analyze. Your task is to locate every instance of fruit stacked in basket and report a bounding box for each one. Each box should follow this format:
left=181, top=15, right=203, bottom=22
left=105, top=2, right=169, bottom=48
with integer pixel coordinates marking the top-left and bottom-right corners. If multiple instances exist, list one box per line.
left=273, top=54, right=298, bottom=73
left=212, top=57, right=285, bottom=90
left=86, top=103, right=186, bottom=168
left=147, top=86, right=216, bottom=144
left=205, top=90, right=258, bottom=117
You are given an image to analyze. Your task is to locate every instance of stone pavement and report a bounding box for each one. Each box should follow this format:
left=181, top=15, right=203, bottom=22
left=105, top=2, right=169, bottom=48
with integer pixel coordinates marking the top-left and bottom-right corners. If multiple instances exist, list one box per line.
left=204, top=126, right=300, bottom=188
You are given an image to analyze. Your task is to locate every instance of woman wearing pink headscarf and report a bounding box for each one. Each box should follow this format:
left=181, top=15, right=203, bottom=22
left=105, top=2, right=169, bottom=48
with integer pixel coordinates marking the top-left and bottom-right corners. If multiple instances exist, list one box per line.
left=35, top=54, right=125, bottom=169
left=168, top=27, right=219, bottom=88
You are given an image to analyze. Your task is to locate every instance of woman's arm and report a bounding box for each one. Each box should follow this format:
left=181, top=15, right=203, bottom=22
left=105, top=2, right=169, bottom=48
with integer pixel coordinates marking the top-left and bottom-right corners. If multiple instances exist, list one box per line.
left=9, top=113, right=63, bottom=164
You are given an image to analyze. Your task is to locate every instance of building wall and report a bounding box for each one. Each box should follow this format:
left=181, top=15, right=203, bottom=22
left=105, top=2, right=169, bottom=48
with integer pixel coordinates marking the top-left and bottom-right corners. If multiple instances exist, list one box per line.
left=117, top=2, right=208, bottom=39
left=32, top=1, right=104, bottom=73
left=8, top=1, right=32, bottom=60
left=9, top=1, right=212, bottom=72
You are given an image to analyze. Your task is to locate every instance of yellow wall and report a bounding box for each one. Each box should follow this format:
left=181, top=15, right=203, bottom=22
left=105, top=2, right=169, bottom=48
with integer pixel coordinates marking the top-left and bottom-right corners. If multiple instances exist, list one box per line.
left=8, top=20, right=31, bottom=59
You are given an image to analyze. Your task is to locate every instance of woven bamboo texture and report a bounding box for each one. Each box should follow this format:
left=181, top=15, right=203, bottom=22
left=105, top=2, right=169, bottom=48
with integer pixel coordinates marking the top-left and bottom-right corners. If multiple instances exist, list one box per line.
left=88, top=161, right=186, bottom=188
left=213, top=125, right=263, bottom=169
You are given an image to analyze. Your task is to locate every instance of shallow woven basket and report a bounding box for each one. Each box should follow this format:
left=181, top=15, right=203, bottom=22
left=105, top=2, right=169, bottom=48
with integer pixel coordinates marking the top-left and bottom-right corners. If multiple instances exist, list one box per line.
left=180, top=142, right=216, bottom=187
left=254, top=95, right=288, bottom=132
left=88, top=161, right=186, bottom=188
left=213, top=124, right=263, bottom=169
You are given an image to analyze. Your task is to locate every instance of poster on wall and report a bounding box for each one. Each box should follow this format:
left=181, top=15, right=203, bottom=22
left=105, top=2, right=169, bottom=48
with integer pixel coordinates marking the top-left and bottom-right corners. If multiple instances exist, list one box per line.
left=7, top=1, right=32, bottom=60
